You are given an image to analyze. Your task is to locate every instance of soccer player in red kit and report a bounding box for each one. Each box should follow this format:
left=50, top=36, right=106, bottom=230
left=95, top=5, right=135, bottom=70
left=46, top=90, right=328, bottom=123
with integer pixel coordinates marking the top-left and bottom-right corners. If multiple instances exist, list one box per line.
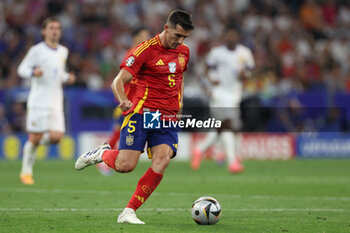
left=75, top=9, right=194, bottom=224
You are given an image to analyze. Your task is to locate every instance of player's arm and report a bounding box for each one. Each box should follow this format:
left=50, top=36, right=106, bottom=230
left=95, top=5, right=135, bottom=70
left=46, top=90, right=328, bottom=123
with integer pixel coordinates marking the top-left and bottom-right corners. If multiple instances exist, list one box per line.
left=239, top=49, right=255, bottom=81
left=204, top=64, right=220, bottom=86
left=17, top=47, right=42, bottom=78
left=205, top=49, right=220, bottom=86
left=61, top=70, right=76, bottom=85
left=61, top=48, right=76, bottom=85
left=61, top=68, right=76, bottom=84
left=239, top=67, right=253, bottom=82
left=64, top=72, right=76, bottom=85
left=111, top=69, right=133, bottom=112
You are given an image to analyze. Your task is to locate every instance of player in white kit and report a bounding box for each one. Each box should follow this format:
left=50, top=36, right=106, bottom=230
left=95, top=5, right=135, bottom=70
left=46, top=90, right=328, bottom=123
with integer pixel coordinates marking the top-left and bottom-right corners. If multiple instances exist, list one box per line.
left=192, top=26, right=254, bottom=173
left=17, top=17, right=75, bottom=184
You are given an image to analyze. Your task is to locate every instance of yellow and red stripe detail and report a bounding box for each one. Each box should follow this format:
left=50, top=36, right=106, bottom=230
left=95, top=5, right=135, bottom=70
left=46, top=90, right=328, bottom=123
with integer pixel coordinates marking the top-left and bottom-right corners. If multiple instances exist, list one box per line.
left=156, top=35, right=161, bottom=46
left=133, top=38, right=157, bottom=57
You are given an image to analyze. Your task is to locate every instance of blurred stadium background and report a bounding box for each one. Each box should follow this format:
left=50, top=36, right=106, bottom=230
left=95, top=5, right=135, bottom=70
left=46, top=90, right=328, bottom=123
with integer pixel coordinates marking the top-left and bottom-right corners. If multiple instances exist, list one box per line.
left=1, top=0, right=350, bottom=161
left=1, top=1, right=350, bottom=232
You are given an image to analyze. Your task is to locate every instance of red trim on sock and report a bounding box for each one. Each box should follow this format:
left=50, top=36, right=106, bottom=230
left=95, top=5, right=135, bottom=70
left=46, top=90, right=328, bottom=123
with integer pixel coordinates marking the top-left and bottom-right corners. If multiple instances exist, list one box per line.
left=101, top=150, right=119, bottom=171
left=126, top=168, right=163, bottom=210
left=108, top=129, right=120, bottom=149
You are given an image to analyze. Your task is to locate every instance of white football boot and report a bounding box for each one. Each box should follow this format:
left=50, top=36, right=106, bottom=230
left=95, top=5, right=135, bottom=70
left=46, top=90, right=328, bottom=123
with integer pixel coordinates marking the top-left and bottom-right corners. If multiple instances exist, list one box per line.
left=117, top=208, right=145, bottom=224
left=75, top=143, right=111, bottom=170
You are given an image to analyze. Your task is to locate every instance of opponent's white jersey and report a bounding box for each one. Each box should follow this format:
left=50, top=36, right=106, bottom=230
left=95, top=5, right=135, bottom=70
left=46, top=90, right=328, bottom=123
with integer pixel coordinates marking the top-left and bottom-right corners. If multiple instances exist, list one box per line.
left=206, top=44, right=254, bottom=107
left=206, top=44, right=254, bottom=90
left=18, top=42, right=69, bottom=110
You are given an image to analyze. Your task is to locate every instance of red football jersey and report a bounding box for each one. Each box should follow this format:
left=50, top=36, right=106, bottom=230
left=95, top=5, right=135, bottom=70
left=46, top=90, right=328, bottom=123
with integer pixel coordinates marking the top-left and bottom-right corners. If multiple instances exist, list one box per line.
left=120, top=34, right=190, bottom=119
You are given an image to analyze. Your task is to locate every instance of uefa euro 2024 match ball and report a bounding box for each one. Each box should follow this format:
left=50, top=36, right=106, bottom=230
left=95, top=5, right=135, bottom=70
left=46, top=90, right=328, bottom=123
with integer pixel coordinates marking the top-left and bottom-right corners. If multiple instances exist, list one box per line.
left=191, top=196, right=222, bottom=225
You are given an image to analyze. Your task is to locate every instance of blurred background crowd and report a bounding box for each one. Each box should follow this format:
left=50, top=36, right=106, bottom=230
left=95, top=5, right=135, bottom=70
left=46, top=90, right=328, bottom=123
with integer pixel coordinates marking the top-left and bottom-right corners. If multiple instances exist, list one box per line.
left=1, top=0, right=350, bottom=133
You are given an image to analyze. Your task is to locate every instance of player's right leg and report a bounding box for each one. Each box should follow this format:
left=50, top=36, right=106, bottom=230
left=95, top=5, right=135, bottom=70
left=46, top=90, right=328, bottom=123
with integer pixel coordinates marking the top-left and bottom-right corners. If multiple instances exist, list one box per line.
left=76, top=148, right=144, bottom=223
left=191, top=131, right=218, bottom=170
left=118, top=144, right=173, bottom=224
left=20, top=132, right=42, bottom=185
left=20, top=108, right=51, bottom=185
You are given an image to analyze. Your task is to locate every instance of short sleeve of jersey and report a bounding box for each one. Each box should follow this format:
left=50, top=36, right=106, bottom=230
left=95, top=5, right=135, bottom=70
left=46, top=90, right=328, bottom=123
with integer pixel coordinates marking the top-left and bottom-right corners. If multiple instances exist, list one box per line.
left=182, top=45, right=190, bottom=72
left=119, top=45, right=147, bottom=77
left=206, top=47, right=220, bottom=67
left=17, top=46, right=38, bottom=78
left=241, top=46, right=255, bottom=69
left=25, top=46, right=39, bottom=67
left=62, top=46, right=69, bottom=60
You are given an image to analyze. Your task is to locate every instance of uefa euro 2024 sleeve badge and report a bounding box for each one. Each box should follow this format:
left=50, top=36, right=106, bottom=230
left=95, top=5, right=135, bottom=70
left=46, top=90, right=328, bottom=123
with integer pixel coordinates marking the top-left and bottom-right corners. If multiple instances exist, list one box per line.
left=126, top=56, right=135, bottom=67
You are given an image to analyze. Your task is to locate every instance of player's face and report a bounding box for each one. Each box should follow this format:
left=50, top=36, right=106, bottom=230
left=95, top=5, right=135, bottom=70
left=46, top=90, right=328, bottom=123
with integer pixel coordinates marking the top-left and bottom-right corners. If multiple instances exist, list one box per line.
left=42, top=21, right=62, bottom=43
left=165, top=24, right=191, bottom=49
left=225, top=29, right=239, bottom=50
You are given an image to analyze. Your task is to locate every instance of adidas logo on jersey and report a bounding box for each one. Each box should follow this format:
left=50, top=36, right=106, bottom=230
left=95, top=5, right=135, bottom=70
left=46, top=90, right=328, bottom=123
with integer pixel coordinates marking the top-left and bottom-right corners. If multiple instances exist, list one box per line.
left=156, top=59, right=164, bottom=65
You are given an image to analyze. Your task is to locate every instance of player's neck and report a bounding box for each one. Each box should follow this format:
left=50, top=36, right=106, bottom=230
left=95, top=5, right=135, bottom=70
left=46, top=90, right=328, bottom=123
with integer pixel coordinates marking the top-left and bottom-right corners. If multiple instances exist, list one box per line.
left=226, top=43, right=236, bottom=51
left=158, top=32, right=169, bottom=49
left=44, top=39, right=59, bottom=50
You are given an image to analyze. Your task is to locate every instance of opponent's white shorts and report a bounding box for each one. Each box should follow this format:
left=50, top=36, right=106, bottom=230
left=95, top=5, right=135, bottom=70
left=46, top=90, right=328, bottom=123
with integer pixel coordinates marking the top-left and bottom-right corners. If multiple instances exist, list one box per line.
left=209, top=88, right=242, bottom=130
left=26, top=108, right=65, bottom=133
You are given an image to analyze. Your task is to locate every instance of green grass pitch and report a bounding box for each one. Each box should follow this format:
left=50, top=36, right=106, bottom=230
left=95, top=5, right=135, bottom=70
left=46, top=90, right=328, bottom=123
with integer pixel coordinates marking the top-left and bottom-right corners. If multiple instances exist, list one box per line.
left=0, top=159, right=349, bottom=232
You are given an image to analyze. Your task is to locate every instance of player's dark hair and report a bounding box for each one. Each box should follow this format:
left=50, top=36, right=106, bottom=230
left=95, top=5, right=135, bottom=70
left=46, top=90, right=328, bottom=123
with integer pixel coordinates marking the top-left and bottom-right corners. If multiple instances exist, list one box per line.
left=42, top=16, right=61, bottom=29
left=224, top=23, right=241, bottom=34
left=166, top=9, right=194, bottom=31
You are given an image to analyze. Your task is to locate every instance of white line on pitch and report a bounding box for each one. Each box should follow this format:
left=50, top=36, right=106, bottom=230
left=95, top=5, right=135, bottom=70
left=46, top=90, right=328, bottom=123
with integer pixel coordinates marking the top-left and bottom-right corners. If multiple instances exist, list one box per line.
left=1, top=187, right=350, bottom=202
left=0, top=208, right=346, bottom=212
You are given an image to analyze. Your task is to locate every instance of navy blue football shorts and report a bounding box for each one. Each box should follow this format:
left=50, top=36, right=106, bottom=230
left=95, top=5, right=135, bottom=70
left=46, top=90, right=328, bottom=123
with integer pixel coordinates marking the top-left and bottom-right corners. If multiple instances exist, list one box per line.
left=119, top=113, right=178, bottom=158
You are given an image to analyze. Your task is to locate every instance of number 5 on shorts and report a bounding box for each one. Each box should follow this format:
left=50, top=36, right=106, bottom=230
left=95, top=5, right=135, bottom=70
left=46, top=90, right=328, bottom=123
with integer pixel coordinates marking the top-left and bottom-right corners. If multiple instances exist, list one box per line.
left=128, top=120, right=137, bottom=133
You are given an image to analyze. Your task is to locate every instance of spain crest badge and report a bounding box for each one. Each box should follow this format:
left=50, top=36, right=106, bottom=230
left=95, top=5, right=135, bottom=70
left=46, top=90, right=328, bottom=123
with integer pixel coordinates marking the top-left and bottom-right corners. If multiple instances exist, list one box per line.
left=178, top=53, right=185, bottom=70
left=126, top=134, right=134, bottom=146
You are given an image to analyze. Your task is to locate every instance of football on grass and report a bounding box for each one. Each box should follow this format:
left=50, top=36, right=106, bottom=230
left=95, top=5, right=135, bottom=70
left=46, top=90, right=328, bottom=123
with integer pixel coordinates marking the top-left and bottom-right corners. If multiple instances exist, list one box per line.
left=191, top=196, right=222, bottom=225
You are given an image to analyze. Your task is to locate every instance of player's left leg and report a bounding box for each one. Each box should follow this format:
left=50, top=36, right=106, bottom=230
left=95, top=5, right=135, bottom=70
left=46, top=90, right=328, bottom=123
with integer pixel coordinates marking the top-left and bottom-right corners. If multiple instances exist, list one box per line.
left=118, top=144, right=172, bottom=224
left=37, top=131, right=64, bottom=146
left=76, top=113, right=145, bottom=171
left=220, top=118, right=244, bottom=173
left=75, top=143, right=112, bottom=170
left=47, top=107, right=65, bottom=145
left=48, top=131, right=64, bottom=144
left=221, top=132, right=243, bottom=173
